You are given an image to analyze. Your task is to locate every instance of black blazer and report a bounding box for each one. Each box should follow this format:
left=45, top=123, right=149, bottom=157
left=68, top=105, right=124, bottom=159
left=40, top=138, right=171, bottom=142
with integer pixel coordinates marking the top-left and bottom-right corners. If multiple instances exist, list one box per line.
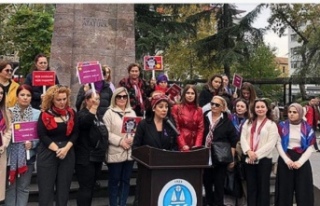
left=133, top=118, right=178, bottom=151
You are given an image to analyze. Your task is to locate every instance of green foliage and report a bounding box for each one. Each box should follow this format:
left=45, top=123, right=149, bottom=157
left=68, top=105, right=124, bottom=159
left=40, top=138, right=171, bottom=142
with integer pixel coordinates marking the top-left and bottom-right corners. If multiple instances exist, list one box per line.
left=268, top=3, right=320, bottom=99
left=0, top=4, right=55, bottom=75
left=134, top=4, right=196, bottom=61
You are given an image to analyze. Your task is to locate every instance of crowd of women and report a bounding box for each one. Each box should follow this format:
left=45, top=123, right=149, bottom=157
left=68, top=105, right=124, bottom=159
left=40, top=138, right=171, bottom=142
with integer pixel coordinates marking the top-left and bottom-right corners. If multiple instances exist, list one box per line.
left=0, top=56, right=317, bottom=206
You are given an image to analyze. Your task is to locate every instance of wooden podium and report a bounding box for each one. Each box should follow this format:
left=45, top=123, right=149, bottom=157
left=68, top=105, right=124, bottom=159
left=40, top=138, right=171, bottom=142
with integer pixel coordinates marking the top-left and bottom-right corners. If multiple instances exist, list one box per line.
left=132, top=145, right=209, bottom=206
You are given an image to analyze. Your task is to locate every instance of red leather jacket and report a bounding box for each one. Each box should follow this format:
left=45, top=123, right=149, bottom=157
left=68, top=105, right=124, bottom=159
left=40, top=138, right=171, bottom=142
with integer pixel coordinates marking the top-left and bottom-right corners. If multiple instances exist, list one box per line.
left=171, top=103, right=204, bottom=151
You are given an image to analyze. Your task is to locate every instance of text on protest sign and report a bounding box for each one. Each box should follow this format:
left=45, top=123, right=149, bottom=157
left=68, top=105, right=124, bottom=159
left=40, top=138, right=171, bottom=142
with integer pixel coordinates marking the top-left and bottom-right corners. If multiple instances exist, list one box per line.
left=32, top=71, right=56, bottom=86
left=143, top=56, right=163, bottom=71
left=12, top=121, right=38, bottom=143
left=77, top=63, right=103, bottom=84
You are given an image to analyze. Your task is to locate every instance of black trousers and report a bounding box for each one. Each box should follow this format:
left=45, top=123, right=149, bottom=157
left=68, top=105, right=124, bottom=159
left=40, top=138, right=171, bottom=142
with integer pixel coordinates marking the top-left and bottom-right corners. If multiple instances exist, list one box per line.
left=244, top=157, right=272, bottom=206
left=75, top=162, right=103, bottom=206
left=275, top=149, right=314, bottom=206
left=37, top=142, right=75, bottom=206
left=203, top=165, right=228, bottom=206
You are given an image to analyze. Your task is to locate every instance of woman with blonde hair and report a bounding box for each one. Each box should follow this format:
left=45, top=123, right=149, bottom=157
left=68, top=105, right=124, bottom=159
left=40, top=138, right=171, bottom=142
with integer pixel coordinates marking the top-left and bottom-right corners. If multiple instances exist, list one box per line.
left=203, top=95, right=238, bottom=206
left=36, top=85, right=78, bottom=206
left=103, top=87, right=136, bottom=206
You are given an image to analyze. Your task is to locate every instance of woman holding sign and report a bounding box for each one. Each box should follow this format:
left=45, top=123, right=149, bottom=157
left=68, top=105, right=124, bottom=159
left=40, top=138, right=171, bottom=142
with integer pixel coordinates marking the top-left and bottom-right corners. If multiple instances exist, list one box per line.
left=0, top=84, right=12, bottom=204
left=36, top=85, right=78, bottom=206
left=103, top=87, right=136, bottom=206
left=24, top=53, right=60, bottom=109
left=5, top=84, right=41, bottom=206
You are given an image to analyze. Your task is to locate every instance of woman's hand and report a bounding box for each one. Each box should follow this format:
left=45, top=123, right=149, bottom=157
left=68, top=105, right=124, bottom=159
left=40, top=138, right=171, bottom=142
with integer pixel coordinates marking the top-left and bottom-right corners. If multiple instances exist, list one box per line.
left=286, top=160, right=294, bottom=170
left=56, top=147, right=69, bottom=159
left=247, top=150, right=257, bottom=162
left=227, top=161, right=235, bottom=171
left=120, top=138, right=131, bottom=150
left=182, top=145, right=190, bottom=151
left=292, top=161, right=301, bottom=169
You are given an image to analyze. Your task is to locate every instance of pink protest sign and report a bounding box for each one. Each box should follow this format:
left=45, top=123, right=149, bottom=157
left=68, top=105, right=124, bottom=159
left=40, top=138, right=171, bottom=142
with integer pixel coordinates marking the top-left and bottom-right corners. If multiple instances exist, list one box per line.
left=77, top=63, right=103, bottom=84
left=12, top=121, right=38, bottom=143
left=32, top=71, right=56, bottom=86
left=232, top=74, right=243, bottom=89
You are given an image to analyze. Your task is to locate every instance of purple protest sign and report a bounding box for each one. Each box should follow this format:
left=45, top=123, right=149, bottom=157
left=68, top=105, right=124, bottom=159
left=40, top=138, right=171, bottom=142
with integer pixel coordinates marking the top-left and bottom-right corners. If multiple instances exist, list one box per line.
left=232, top=74, right=243, bottom=89
left=77, top=63, right=103, bottom=84
left=12, top=121, right=38, bottom=143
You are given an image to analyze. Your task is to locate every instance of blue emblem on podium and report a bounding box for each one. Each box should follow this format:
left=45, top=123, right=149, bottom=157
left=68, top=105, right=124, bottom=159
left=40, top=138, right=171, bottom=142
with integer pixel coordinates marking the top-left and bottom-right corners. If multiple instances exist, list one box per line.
left=158, top=179, right=197, bottom=206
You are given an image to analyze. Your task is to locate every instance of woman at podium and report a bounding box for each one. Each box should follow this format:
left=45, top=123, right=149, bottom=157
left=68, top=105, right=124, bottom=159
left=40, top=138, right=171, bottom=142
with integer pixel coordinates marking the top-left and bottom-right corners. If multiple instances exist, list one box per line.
left=133, top=93, right=178, bottom=150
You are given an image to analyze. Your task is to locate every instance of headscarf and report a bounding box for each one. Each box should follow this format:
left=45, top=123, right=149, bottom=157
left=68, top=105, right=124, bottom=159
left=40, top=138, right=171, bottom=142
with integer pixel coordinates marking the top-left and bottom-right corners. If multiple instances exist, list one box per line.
left=278, top=103, right=316, bottom=153
left=150, top=93, right=169, bottom=109
left=156, top=73, right=168, bottom=84
left=288, top=103, right=304, bottom=125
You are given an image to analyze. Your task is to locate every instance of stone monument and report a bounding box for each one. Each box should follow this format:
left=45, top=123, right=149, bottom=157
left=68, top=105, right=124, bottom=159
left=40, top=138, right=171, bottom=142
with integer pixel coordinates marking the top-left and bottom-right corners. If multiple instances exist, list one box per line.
left=49, top=4, right=135, bottom=105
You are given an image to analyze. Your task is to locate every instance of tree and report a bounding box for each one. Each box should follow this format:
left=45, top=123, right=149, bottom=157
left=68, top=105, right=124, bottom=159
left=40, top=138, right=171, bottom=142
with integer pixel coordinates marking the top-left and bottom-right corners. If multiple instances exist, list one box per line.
left=163, top=4, right=218, bottom=81
left=190, top=3, right=266, bottom=78
left=1, top=4, right=55, bottom=75
left=134, top=4, right=196, bottom=62
left=267, top=3, right=320, bottom=99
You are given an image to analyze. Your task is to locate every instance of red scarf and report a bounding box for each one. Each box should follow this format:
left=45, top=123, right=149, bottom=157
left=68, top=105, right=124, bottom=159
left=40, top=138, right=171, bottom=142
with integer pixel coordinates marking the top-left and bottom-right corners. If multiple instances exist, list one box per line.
left=41, top=106, right=75, bottom=136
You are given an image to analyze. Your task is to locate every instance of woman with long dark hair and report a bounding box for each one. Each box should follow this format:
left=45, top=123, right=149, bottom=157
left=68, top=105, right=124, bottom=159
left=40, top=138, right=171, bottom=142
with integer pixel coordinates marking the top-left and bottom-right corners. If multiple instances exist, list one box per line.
left=171, top=84, right=204, bottom=151
left=24, top=53, right=60, bottom=109
left=240, top=98, right=278, bottom=206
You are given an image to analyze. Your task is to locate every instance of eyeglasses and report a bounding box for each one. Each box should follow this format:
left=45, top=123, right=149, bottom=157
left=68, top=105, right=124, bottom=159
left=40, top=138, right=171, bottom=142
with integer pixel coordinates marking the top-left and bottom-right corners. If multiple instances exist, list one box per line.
left=116, top=94, right=128, bottom=100
left=3, top=69, right=13, bottom=73
left=210, top=102, right=221, bottom=107
left=288, top=111, right=297, bottom=114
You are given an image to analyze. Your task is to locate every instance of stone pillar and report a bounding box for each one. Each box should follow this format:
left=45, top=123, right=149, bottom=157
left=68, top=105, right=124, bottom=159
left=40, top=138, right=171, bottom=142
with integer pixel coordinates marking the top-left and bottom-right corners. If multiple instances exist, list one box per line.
left=49, top=4, right=135, bottom=106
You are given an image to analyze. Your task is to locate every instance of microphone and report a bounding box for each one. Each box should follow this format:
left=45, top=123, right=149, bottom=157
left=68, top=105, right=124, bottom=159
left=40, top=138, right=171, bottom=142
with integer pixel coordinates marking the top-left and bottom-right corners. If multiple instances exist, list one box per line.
left=164, top=117, right=180, bottom=136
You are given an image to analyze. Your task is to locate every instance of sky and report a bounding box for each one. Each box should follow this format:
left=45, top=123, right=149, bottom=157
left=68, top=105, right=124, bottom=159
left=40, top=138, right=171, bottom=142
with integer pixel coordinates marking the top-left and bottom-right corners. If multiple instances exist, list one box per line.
left=236, top=3, right=289, bottom=57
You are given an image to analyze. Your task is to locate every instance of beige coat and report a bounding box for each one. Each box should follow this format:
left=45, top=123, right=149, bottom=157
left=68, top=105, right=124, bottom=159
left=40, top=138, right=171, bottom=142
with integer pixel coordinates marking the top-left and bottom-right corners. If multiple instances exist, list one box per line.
left=103, top=107, right=136, bottom=163
left=0, top=111, right=12, bottom=201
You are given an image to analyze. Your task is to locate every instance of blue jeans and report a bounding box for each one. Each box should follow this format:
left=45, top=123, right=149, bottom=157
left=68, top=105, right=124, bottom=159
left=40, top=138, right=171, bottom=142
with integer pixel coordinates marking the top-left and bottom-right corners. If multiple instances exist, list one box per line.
left=107, top=161, right=134, bottom=206
left=5, top=164, right=34, bottom=206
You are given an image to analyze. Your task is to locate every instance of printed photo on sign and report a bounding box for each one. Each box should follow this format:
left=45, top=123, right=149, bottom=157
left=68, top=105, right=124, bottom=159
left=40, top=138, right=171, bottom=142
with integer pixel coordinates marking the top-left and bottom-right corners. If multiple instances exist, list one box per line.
left=143, top=56, right=163, bottom=71
left=12, top=121, right=38, bottom=143
left=121, top=117, right=142, bottom=133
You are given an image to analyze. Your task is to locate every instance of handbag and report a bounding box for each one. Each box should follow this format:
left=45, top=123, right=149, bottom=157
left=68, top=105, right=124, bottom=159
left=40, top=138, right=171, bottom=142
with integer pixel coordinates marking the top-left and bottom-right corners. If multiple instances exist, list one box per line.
left=212, top=141, right=233, bottom=164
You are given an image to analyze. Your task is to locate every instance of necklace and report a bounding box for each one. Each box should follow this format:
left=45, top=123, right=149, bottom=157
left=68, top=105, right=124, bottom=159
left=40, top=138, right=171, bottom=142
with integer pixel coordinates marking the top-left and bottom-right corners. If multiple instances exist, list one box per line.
left=59, top=114, right=69, bottom=124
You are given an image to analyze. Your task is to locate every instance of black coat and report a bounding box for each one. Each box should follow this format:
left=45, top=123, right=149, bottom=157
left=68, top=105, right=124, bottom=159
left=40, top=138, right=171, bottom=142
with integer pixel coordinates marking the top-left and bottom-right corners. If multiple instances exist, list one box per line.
left=75, top=81, right=113, bottom=117
left=75, top=108, right=108, bottom=164
left=203, top=111, right=238, bottom=149
left=133, top=118, right=178, bottom=151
